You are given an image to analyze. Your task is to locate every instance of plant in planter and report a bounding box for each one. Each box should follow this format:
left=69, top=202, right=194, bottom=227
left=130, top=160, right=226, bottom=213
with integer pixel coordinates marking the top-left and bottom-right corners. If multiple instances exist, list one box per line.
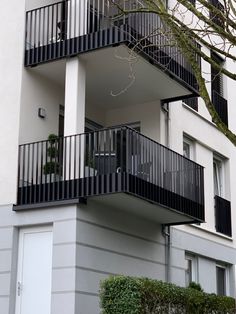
left=43, top=134, right=61, bottom=181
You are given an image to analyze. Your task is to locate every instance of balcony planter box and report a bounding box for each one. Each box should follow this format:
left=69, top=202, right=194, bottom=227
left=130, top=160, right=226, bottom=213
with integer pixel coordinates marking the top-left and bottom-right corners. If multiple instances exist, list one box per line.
left=43, top=174, right=61, bottom=183
left=84, top=166, right=97, bottom=177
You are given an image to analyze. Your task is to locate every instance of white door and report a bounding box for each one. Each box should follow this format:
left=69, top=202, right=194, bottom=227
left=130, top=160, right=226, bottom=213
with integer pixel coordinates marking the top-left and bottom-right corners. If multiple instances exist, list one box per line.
left=15, top=226, right=53, bottom=314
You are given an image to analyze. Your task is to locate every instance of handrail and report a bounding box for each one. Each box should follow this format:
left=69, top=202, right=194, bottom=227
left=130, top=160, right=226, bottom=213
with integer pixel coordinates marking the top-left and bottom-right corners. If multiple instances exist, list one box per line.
left=19, top=126, right=204, bottom=169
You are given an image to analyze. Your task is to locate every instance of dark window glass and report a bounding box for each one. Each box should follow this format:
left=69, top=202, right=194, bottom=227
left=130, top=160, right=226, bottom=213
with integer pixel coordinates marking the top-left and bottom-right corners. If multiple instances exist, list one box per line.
left=211, top=52, right=224, bottom=97
left=216, top=266, right=226, bottom=295
left=209, top=0, right=225, bottom=27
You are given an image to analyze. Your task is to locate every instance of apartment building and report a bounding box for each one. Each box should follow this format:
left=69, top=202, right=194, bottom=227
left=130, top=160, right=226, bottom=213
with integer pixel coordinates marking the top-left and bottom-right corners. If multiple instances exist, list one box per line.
left=0, top=0, right=235, bottom=313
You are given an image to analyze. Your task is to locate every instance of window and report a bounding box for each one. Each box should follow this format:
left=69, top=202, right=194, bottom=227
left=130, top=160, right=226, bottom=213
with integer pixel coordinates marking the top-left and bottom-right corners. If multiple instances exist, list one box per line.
left=213, top=155, right=231, bottom=236
left=183, top=97, right=198, bottom=111
left=209, top=0, right=225, bottom=27
left=213, top=157, right=223, bottom=197
left=211, top=52, right=228, bottom=126
left=211, top=52, right=224, bottom=98
left=185, top=254, right=198, bottom=287
left=183, top=136, right=194, bottom=159
left=216, top=265, right=227, bottom=295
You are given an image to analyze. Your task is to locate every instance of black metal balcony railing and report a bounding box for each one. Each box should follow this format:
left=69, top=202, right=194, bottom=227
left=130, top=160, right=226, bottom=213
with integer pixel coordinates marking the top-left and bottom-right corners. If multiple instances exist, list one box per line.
left=183, top=97, right=198, bottom=111
left=25, top=0, right=200, bottom=92
left=212, top=90, right=228, bottom=126
left=215, top=195, right=232, bottom=237
left=16, top=126, right=205, bottom=222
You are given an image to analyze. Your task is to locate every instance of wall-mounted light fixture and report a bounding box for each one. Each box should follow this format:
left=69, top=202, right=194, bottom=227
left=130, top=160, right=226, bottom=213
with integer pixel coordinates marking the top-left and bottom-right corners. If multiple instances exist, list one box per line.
left=38, top=108, right=46, bottom=119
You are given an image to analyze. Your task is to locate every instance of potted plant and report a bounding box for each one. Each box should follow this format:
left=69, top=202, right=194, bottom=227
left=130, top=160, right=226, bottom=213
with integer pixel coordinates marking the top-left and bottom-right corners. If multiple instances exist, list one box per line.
left=43, top=134, right=61, bottom=182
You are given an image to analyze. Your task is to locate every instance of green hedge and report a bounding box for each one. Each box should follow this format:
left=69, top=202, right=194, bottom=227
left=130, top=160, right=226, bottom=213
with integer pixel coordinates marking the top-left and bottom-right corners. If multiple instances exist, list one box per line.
left=100, top=276, right=235, bottom=314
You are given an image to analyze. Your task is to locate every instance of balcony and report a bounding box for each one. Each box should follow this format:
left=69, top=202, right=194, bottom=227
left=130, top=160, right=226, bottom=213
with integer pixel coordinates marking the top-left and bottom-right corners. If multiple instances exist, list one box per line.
left=215, top=195, right=232, bottom=237
left=212, top=90, right=228, bottom=126
left=15, top=126, right=205, bottom=225
left=183, top=97, right=198, bottom=111
left=25, top=0, right=200, bottom=95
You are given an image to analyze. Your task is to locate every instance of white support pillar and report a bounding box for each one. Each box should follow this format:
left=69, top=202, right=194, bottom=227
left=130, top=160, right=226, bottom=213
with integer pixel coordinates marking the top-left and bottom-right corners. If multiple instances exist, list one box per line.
left=64, top=57, right=86, bottom=180
left=64, top=57, right=86, bottom=136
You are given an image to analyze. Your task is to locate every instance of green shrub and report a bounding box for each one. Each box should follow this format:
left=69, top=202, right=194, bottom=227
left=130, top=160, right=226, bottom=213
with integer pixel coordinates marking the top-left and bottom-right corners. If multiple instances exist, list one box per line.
left=100, top=276, right=235, bottom=314
left=100, top=276, right=142, bottom=314
left=48, top=133, right=58, bottom=143
left=43, top=161, right=60, bottom=175
left=188, top=281, right=203, bottom=292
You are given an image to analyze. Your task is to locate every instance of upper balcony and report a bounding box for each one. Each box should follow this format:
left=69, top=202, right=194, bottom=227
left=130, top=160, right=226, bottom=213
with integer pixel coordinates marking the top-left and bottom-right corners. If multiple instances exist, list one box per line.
left=15, top=126, right=205, bottom=225
left=25, top=0, right=200, bottom=98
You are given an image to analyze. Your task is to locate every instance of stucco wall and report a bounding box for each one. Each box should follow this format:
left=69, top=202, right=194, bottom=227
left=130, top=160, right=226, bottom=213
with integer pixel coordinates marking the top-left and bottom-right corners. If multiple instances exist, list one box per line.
left=0, top=0, right=25, bottom=206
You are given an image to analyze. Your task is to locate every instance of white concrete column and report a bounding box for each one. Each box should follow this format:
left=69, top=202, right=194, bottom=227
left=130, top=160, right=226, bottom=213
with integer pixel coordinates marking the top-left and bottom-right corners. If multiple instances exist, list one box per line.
left=64, top=57, right=86, bottom=136
left=64, top=57, right=86, bottom=180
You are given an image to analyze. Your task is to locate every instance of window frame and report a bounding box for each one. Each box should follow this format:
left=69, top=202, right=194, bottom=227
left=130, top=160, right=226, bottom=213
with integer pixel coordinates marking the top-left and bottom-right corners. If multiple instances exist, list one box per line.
left=211, top=51, right=225, bottom=98
left=213, top=155, right=224, bottom=197
left=216, top=263, right=229, bottom=296
left=183, top=136, right=195, bottom=160
left=185, top=254, right=198, bottom=287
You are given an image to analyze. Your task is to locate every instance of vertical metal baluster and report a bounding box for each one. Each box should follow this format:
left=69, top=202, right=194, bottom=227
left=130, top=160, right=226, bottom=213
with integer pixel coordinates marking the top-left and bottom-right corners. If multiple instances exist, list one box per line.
left=72, top=0, right=76, bottom=53
left=39, top=8, right=43, bottom=62
left=63, top=136, right=67, bottom=199
left=92, top=0, right=95, bottom=33
left=114, top=128, right=117, bottom=192
left=78, top=134, right=81, bottom=197
left=88, top=132, right=92, bottom=195
left=30, top=143, right=34, bottom=204
left=25, top=12, right=29, bottom=65
left=87, top=0, right=90, bottom=33
left=40, top=141, right=43, bottom=203
left=120, top=128, right=123, bottom=191
left=68, top=136, right=71, bottom=198
left=93, top=131, right=96, bottom=195
left=69, top=0, right=72, bottom=46
left=35, top=9, right=38, bottom=62
left=73, top=135, right=76, bottom=198
left=34, top=142, right=39, bottom=203
left=42, top=7, right=45, bottom=61
left=55, top=3, right=59, bottom=58
left=33, top=10, right=36, bottom=64
left=25, top=145, right=29, bottom=204
left=22, top=145, right=26, bottom=204
left=46, top=5, right=50, bottom=60
left=52, top=4, right=55, bottom=59
left=69, top=136, right=72, bottom=181
left=29, top=11, right=33, bottom=64
left=18, top=146, right=23, bottom=205
left=46, top=139, right=50, bottom=201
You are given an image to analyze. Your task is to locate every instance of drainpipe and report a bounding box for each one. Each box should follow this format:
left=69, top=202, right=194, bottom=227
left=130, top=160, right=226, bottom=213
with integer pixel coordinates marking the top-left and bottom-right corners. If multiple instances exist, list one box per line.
left=161, top=101, right=170, bottom=148
left=162, top=225, right=171, bottom=283
left=161, top=102, right=171, bottom=283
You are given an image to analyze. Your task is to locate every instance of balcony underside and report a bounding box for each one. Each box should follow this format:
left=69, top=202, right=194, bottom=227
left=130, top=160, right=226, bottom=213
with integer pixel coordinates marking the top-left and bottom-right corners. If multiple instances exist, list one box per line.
left=14, top=173, right=204, bottom=225
left=33, top=44, right=196, bottom=106
left=25, top=26, right=198, bottom=98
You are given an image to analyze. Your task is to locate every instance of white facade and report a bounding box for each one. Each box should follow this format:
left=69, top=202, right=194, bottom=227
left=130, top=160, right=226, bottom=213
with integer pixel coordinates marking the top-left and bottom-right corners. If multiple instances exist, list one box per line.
left=0, top=0, right=236, bottom=313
